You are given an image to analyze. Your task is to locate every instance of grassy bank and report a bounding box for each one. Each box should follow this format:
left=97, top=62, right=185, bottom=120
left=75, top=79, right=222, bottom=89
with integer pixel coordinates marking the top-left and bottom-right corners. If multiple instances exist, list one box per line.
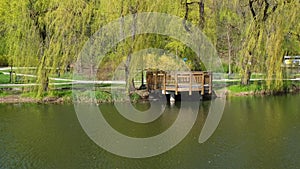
left=1, top=69, right=300, bottom=103
left=0, top=71, right=141, bottom=103
left=0, top=89, right=143, bottom=104
left=227, top=81, right=300, bottom=96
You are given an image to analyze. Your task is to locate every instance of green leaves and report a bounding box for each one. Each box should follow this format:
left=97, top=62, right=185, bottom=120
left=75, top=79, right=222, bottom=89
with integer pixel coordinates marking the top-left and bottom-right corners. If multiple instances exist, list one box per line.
left=0, top=0, right=299, bottom=95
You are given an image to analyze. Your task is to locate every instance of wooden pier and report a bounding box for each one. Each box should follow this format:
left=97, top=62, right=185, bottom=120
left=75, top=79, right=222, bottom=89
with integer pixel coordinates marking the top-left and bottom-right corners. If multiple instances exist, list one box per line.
left=146, top=70, right=212, bottom=96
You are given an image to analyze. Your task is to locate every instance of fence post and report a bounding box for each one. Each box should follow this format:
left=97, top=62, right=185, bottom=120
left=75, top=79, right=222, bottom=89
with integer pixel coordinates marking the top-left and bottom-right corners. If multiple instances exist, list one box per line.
left=175, top=72, right=178, bottom=95
left=163, top=72, right=166, bottom=94
left=209, top=72, right=212, bottom=94
left=189, top=72, right=192, bottom=95
left=201, top=72, right=205, bottom=95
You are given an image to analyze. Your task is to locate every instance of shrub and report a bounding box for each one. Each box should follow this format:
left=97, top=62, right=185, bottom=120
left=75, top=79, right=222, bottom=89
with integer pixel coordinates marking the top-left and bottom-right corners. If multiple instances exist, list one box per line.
left=130, top=92, right=141, bottom=102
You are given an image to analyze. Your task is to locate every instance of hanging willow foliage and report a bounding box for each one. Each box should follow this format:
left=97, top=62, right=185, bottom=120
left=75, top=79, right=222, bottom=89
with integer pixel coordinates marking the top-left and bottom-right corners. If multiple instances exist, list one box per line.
left=239, top=0, right=299, bottom=91
left=1, top=0, right=299, bottom=96
left=264, top=1, right=298, bottom=91
left=2, top=0, right=102, bottom=97
left=2, top=1, right=39, bottom=67
left=35, top=0, right=97, bottom=97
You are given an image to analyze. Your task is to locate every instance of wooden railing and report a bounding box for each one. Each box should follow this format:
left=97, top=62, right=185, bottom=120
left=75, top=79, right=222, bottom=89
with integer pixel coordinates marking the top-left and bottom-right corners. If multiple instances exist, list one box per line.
left=146, top=71, right=212, bottom=95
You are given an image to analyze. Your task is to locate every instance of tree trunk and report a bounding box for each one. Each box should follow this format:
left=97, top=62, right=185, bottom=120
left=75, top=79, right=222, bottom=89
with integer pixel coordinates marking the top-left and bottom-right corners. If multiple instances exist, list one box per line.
left=125, top=52, right=136, bottom=93
left=9, top=66, right=13, bottom=83
left=43, top=75, right=49, bottom=92
left=241, top=69, right=251, bottom=85
left=199, top=0, right=205, bottom=29
left=124, top=6, right=137, bottom=94
left=184, top=0, right=205, bottom=31
left=226, top=28, right=232, bottom=75
left=183, top=0, right=190, bottom=32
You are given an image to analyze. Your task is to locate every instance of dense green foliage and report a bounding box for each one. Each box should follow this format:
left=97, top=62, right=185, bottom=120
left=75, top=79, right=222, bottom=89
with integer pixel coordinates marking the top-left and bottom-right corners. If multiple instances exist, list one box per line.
left=0, top=73, right=10, bottom=84
left=227, top=84, right=265, bottom=93
left=0, top=0, right=299, bottom=96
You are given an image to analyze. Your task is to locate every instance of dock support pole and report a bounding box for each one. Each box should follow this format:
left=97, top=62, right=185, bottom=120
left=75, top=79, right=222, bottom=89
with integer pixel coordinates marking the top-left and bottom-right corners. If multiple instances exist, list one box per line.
left=170, top=92, right=175, bottom=103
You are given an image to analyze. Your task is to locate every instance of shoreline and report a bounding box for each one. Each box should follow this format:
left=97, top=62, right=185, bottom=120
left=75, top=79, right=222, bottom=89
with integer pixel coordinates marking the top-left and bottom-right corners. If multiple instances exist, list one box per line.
left=226, top=87, right=300, bottom=97
left=0, top=88, right=299, bottom=104
left=0, top=95, right=65, bottom=104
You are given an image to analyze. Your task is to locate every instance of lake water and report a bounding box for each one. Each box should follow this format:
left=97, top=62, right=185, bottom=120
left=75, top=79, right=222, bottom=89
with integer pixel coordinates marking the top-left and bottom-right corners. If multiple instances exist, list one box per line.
left=0, top=94, right=300, bottom=169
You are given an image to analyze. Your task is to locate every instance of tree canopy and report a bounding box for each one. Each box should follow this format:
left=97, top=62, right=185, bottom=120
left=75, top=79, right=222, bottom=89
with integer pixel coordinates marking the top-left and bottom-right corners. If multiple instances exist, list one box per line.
left=0, top=0, right=299, bottom=96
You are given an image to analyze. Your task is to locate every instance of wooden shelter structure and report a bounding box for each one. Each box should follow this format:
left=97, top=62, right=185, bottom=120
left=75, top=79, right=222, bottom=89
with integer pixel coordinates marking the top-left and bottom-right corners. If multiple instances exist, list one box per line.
left=146, top=70, right=212, bottom=96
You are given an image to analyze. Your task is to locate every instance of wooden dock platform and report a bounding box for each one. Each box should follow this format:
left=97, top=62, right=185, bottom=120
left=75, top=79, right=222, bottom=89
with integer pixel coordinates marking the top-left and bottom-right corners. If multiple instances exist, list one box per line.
left=146, top=70, right=212, bottom=96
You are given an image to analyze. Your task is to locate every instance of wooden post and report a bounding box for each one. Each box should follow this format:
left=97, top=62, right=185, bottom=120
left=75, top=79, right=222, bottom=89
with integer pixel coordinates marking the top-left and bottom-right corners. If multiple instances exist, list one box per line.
left=146, top=72, right=149, bottom=90
left=201, top=72, right=205, bottom=95
left=170, top=92, right=175, bottom=103
left=175, top=72, right=178, bottom=95
left=163, top=72, right=166, bottom=94
left=154, top=71, right=157, bottom=89
left=189, top=72, right=192, bottom=95
left=209, top=72, right=212, bottom=94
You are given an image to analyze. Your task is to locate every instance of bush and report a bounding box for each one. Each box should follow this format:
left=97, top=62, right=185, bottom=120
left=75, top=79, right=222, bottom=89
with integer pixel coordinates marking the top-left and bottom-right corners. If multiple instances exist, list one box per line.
left=95, top=91, right=112, bottom=102
left=50, top=90, right=72, bottom=97
left=222, top=63, right=229, bottom=73
left=130, top=92, right=141, bottom=102
left=228, top=84, right=264, bottom=93
left=0, top=90, right=8, bottom=97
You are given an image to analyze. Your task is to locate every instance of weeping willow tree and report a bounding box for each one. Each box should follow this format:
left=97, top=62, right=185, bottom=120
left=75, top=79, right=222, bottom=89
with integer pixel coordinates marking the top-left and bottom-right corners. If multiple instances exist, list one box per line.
left=239, top=0, right=299, bottom=91
left=1, top=0, right=101, bottom=97
left=264, top=1, right=298, bottom=91
left=2, top=0, right=184, bottom=96
left=1, top=0, right=40, bottom=70
left=35, top=0, right=96, bottom=96
left=117, top=0, right=182, bottom=93
left=2, top=0, right=298, bottom=97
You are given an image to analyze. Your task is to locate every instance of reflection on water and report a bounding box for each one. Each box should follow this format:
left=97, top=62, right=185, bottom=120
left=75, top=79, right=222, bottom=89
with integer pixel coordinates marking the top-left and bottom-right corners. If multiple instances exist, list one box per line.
left=0, top=95, right=300, bottom=168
